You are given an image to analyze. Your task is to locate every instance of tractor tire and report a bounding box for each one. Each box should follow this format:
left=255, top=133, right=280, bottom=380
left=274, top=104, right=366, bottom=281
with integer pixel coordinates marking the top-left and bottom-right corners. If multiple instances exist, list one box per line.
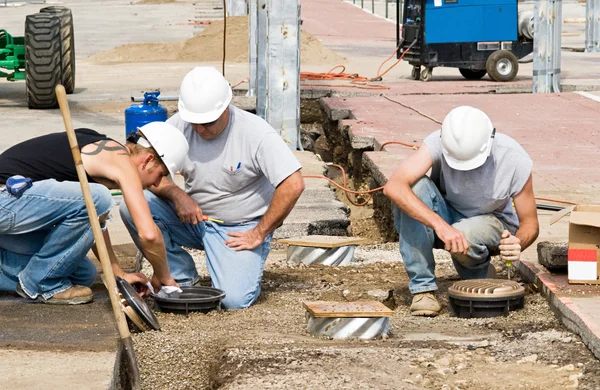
left=40, top=6, right=75, bottom=94
left=486, top=50, right=519, bottom=82
left=459, top=68, right=487, bottom=80
left=25, top=13, right=62, bottom=109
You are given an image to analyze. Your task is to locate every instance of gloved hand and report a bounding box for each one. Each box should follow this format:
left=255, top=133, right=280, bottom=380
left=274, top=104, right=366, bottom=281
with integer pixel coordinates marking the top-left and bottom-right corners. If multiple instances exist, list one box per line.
left=499, top=230, right=521, bottom=262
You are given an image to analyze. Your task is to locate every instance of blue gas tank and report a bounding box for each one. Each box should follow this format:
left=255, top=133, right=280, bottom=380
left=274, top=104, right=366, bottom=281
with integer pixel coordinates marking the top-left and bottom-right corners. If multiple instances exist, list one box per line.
left=124, top=91, right=168, bottom=137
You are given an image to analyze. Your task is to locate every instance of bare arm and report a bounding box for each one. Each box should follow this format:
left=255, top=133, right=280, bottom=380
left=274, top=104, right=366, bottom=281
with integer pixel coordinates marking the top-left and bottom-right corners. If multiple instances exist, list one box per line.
left=382, top=145, right=468, bottom=254
left=81, top=141, right=176, bottom=286
left=499, top=174, right=540, bottom=262
left=226, top=170, right=305, bottom=251
left=150, top=177, right=204, bottom=224
left=91, top=228, right=150, bottom=296
left=512, top=175, right=539, bottom=250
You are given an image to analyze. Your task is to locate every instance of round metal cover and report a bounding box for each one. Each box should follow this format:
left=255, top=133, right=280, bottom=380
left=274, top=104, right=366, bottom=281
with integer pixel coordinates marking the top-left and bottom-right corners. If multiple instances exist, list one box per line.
left=448, top=279, right=525, bottom=319
left=152, top=286, right=225, bottom=316
left=448, top=279, right=525, bottom=299
left=116, top=277, right=161, bottom=331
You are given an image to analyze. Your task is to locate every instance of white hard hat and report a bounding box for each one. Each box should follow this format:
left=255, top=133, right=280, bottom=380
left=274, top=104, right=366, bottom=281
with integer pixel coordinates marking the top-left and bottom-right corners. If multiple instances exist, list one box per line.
left=177, top=67, right=232, bottom=124
left=137, top=122, right=189, bottom=180
left=440, top=106, right=495, bottom=171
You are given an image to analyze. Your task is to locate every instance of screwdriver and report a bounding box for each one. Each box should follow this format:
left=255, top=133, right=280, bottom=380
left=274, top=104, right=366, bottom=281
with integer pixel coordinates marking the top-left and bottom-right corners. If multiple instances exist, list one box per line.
left=202, top=215, right=224, bottom=224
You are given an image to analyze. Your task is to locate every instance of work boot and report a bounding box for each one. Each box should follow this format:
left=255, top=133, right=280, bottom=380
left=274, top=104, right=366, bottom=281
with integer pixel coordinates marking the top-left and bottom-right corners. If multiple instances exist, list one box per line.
left=410, top=292, right=441, bottom=317
left=16, top=283, right=93, bottom=305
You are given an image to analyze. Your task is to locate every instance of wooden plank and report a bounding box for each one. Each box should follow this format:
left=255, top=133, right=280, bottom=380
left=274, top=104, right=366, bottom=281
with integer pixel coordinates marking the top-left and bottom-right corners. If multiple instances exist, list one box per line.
left=279, top=235, right=368, bottom=248
left=303, top=301, right=393, bottom=318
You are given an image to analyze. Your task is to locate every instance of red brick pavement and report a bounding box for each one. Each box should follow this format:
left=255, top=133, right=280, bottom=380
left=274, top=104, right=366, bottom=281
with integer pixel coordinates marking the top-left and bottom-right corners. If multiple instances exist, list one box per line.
left=301, top=0, right=396, bottom=42
left=322, top=92, right=600, bottom=203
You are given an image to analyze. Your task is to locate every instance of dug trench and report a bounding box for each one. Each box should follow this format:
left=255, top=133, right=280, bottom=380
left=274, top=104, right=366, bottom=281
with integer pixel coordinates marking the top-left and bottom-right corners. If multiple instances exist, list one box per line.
left=129, top=96, right=600, bottom=390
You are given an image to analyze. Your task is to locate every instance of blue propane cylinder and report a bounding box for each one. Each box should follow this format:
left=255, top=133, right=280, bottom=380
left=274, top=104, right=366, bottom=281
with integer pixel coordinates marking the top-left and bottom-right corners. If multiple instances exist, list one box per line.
left=124, top=91, right=168, bottom=137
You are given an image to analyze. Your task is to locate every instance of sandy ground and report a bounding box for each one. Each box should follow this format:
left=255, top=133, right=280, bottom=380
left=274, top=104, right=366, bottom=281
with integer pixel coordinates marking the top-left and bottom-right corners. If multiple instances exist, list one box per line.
left=132, top=245, right=600, bottom=390
left=88, top=16, right=346, bottom=66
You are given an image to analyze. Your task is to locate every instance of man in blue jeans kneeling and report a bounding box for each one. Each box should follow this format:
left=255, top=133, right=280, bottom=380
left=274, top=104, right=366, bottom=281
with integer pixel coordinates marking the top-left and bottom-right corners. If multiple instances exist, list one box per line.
left=120, top=67, right=305, bottom=310
left=383, top=106, right=540, bottom=317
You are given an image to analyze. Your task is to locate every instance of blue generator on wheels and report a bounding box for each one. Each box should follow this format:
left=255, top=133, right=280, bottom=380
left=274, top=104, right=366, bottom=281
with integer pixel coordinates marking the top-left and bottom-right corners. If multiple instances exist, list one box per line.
left=396, top=0, right=534, bottom=82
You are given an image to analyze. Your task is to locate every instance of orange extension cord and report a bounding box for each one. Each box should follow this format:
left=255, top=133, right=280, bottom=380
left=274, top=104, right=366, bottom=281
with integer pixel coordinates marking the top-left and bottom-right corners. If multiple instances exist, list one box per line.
left=299, top=45, right=413, bottom=90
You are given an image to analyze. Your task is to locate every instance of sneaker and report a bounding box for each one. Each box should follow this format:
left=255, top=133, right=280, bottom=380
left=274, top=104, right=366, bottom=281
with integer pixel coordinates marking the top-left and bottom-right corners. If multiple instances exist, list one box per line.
left=410, top=292, right=441, bottom=317
left=16, top=283, right=93, bottom=305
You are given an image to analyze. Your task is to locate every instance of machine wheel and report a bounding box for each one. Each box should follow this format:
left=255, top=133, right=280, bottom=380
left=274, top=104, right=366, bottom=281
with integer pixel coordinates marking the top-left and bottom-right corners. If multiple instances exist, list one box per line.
left=486, top=50, right=519, bottom=82
left=40, top=6, right=75, bottom=94
left=411, top=66, right=421, bottom=80
left=25, top=13, right=62, bottom=109
left=459, top=68, right=487, bottom=80
left=420, top=67, right=433, bottom=82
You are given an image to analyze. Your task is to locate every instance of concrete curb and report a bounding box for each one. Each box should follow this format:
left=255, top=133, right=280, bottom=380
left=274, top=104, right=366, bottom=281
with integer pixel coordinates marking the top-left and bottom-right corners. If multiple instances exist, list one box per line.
left=516, top=259, right=600, bottom=360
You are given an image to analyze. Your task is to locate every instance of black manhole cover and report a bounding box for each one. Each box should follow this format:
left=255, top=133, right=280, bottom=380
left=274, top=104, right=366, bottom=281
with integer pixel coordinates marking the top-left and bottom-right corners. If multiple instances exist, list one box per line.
left=448, top=279, right=525, bottom=318
left=116, top=277, right=161, bottom=331
left=152, top=286, right=226, bottom=316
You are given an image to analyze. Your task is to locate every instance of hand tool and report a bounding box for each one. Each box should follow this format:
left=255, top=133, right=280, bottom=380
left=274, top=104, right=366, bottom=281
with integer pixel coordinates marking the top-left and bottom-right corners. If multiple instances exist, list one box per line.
left=55, top=84, right=141, bottom=390
left=202, top=215, right=224, bottom=224
left=5, top=175, right=32, bottom=198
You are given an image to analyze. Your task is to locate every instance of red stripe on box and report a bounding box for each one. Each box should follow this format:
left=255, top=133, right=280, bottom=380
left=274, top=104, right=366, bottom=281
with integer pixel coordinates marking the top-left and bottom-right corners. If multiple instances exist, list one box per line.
left=568, top=249, right=597, bottom=262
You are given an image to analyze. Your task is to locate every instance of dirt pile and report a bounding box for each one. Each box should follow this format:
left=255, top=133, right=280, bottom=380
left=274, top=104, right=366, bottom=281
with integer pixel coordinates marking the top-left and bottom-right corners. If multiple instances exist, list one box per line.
left=89, top=16, right=346, bottom=66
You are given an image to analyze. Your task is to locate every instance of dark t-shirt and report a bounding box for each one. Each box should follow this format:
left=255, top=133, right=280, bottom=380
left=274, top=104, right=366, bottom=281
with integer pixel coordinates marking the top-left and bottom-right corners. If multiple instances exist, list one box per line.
left=0, top=128, right=113, bottom=184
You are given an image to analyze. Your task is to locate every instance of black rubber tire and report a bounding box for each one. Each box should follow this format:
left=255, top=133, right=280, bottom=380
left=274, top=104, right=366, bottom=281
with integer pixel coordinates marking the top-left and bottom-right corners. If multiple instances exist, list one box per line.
left=420, top=67, right=433, bottom=82
left=411, top=66, right=421, bottom=80
left=485, top=50, right=519, bottom=82
left=25, top=13, right=62, bottom=109
left=40, top=6, right=75, bottom=94
left=459, top=68, right=487, bottom=80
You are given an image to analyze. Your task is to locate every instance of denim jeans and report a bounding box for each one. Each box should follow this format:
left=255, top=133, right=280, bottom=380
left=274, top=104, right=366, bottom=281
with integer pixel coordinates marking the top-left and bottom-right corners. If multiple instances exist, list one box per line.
left=119, top=191, right=272, bottom=310
left=0, top=179, right=113, bottom=299
left=392, top=177, right=505, bottom=294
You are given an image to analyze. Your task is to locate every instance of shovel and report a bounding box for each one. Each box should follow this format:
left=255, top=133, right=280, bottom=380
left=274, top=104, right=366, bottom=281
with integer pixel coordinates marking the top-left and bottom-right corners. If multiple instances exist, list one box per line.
left=55, top=85, right=141, bottom=389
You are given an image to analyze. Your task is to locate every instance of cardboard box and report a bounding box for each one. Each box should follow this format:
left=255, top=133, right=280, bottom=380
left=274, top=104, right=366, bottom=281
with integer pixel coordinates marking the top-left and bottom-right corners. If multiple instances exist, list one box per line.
left=551, top=205, right=600, bottom=284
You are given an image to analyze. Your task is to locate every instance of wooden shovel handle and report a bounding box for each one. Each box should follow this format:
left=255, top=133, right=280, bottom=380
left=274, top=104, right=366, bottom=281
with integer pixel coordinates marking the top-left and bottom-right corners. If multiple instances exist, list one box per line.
left=55, top=85, right=131, bottom=340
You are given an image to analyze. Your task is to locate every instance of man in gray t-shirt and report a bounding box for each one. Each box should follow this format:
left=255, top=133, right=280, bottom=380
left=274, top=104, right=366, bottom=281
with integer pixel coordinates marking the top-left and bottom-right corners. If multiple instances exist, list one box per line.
left=120, top=67, right=305, bottom=309
left=383, top=106, right=539, bottom=317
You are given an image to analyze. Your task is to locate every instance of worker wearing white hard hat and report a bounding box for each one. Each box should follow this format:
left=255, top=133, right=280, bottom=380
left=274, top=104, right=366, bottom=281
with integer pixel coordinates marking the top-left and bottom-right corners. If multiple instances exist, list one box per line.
left=120, top=66, right=305, bottom=310
left=383, top=106, right=539, bottom=317
left=0, top=122, right=188, bottom=304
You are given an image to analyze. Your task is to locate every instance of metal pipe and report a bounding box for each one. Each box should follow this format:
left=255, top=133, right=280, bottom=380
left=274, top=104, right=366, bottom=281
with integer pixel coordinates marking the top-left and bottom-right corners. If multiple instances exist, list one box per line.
left=130, top=95, right=178, bottom=102
left=586, top=0, right=600, bottom=52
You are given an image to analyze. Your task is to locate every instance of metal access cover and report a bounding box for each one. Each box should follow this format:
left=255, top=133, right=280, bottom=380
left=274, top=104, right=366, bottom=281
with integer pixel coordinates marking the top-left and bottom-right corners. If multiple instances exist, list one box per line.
left=116, top=277, right=161, bottom=332
left=448, top=279, right=525, bottom=319
left=152, top=286, right=225, bottom=317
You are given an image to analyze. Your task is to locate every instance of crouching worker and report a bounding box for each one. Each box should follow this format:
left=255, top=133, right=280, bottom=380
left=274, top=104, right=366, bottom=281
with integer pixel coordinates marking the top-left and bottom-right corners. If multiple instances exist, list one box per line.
left=0, top=122, right=188, bottom=304
left=383, top=106, right=539, bottom=317
left=120, top=66, right=305, bottom=310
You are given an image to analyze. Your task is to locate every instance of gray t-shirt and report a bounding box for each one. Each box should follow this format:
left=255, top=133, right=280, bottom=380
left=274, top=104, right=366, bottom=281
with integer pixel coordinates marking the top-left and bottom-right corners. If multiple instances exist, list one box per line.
left=423, top=130, right=533, bottom=233
left=167, top=105, right=302, bottom=224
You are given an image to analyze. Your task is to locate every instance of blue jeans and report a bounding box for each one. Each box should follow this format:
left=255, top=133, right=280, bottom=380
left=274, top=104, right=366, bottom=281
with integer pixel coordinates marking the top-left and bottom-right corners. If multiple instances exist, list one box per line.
left=0, top=179, right=113, bottom=299
left=119, top=191, right=272, bottom=310
left=392, top=177, right=505, bottom=294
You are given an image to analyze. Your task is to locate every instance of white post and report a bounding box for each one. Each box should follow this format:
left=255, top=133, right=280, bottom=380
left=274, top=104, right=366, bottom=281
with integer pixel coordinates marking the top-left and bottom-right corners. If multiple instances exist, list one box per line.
left=227, top=0, right=247, bottom=16
left=256, top=0, right=268, bottom=118
left=586, top=0, right=600, bottom=52
left=248, top=0, right=258, bottom=96
left=533, top=0, right=562, bottom=93
left=264, top=0, right=301, bottom=150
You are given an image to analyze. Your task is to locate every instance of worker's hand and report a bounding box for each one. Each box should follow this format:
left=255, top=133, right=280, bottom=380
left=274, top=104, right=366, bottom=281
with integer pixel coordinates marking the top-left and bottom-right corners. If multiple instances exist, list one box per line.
left=435, top=222, right=469, bottom=255
left=173, top=192, right=203, bottom=225
left=499, top=230, right=521, bottom=262
left=151, top=274, right=179, bottom=293
left=225, top=228, right=265, bottom=251
left=122, top=272, right=150, bottom=297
